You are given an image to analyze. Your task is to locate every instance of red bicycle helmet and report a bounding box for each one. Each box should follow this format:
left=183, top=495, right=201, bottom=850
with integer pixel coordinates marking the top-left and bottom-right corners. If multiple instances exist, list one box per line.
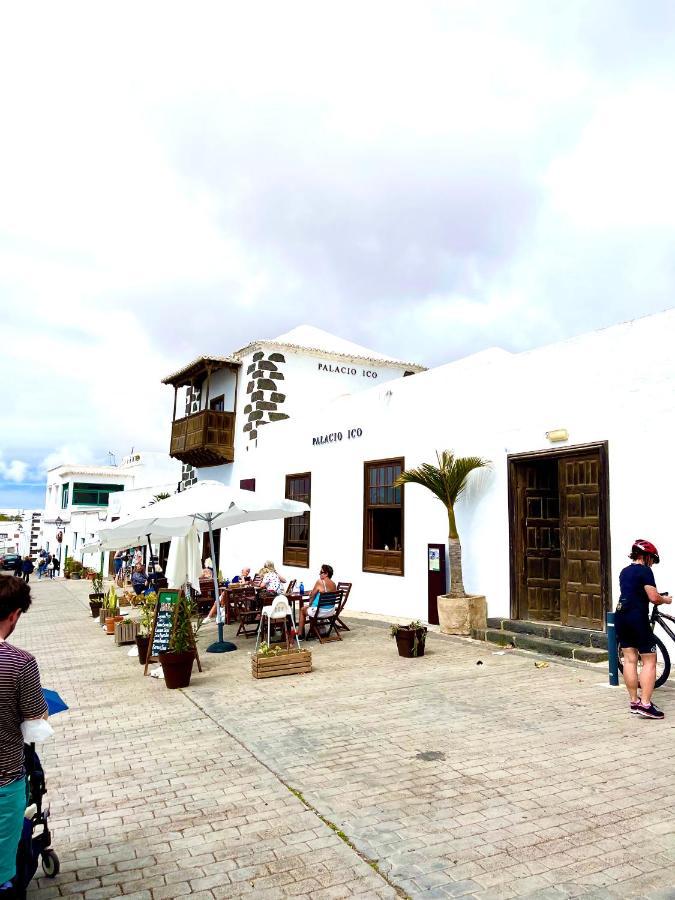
left=632, top=539, right=660, bottom=564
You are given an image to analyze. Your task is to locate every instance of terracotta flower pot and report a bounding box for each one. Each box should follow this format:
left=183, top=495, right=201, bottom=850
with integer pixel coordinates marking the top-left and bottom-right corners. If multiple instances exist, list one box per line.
left=136, top=634, right=151, bottom=665
left=105, top=615, right=124, bottom=635
left=158, top=650, right=196, bottom=689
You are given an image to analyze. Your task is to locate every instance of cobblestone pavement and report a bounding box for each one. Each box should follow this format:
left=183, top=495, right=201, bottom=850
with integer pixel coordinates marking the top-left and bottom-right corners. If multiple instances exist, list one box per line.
left=17, top=579, right=675, bottom=899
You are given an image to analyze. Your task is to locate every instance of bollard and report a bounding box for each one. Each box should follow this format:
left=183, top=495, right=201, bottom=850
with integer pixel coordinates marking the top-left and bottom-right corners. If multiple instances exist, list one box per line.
left=606, top=610, right=619, bottom=686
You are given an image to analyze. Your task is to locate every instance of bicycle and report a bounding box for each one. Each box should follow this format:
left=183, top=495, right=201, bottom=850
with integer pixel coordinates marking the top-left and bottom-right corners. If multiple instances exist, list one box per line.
left=617, top=599, right=674, bottom=689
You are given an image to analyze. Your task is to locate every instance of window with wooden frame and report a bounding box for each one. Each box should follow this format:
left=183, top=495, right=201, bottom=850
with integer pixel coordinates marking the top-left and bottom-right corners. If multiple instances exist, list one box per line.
left=363, top=458, right=404, bottom=575
left=209, top=394, right=225, bottom=412
left=283, top=473, right=311, bottom=567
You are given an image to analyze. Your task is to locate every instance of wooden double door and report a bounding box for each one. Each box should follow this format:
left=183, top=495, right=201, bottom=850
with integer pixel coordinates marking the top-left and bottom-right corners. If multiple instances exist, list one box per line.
left=509, top=444, right=610, bottom=631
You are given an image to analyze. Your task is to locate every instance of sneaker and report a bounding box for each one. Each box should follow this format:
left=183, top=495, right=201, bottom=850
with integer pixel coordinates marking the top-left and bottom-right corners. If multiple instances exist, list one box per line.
left=636, top=702, right=665, bottom=720
left=630, top=699, right=641, bottom=714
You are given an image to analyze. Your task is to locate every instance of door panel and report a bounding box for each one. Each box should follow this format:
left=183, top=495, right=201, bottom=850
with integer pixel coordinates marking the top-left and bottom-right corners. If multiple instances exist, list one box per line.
left=559, top=454, right=604, bottom=629
left=516, top=461, right=560, bottom=622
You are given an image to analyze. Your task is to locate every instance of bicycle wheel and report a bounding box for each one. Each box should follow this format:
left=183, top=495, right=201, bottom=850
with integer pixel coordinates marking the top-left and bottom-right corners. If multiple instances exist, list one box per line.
left=617, top=635, right=671, bottom=689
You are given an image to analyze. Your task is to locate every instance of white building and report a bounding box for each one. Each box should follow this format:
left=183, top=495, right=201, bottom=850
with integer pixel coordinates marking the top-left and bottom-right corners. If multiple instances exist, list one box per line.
left=162, top=314, right=674, bottom=636
left=42, top=451, right=182, bottom=572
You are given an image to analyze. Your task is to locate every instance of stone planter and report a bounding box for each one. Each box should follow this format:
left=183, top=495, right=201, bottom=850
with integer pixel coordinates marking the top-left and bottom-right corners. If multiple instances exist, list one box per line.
left=437, top=594, right=487, bottom=636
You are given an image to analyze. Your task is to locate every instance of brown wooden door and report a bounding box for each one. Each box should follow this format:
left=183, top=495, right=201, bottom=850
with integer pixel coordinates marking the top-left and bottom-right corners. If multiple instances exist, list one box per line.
left=559, top=453, right=604, bottom=629
left=515, top=461, right=561, bottom=621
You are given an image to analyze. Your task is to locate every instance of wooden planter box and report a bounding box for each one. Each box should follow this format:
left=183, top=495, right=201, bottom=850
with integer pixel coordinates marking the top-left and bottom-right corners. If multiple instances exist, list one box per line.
left=115, top=619, right=139, bottom=646
left=251, top=648, right=312, bottom=679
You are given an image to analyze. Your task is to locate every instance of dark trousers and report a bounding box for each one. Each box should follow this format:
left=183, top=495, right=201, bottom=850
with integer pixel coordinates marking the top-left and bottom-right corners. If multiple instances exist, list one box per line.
left=21, top=573, right=29, bottom=583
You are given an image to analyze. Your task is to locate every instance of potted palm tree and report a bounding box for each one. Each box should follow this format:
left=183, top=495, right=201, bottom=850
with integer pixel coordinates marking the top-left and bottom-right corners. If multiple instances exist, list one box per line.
left=396, top=450, right=490, bottom=635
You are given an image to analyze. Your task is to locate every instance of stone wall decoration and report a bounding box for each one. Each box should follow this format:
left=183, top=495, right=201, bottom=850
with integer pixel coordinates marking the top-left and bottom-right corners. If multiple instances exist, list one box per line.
left=181, top=382, right=200, bottom=487
left=244, top=351, right=289, bottom=440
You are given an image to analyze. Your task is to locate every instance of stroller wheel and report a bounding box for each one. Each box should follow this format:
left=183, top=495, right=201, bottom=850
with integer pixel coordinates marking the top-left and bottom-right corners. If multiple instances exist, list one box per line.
left=41, top=850, right=60, bottom=878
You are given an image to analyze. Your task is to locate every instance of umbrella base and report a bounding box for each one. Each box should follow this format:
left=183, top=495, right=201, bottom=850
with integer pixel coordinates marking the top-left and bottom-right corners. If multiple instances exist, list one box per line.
left=206, top=640, right=237, bottom=653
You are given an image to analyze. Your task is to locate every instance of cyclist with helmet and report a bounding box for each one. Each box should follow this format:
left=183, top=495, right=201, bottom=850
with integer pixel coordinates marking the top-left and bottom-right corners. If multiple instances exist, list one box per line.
left=615, top=539, right=672, bottom=719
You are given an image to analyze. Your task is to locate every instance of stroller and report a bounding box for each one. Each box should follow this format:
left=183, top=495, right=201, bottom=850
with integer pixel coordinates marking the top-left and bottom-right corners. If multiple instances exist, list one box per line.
left=12, top=743, right=60, bottom=896
left=11, top=688, right=66, bottom=898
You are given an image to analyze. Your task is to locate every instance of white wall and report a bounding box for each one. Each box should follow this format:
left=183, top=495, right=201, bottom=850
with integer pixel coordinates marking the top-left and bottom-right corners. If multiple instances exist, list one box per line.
left=212, top=310, right=675, bottom=622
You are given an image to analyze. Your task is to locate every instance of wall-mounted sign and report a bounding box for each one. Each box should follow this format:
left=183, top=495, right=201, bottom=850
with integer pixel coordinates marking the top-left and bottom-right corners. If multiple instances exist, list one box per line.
left=428, top=547, right=440, bottom=572
left=317, top=363, right=378, bottom=379
left=312, top=427, right=363, bottom=447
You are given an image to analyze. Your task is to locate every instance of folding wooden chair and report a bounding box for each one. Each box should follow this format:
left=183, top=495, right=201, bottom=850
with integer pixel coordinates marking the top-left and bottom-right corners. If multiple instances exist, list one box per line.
left=234, top=587, right=260, bottom=638
left=285, top=578, right=297, bottom=596
left=306, top=591, right=342, bottom=644
left=335, top=582, right=352, bottom=631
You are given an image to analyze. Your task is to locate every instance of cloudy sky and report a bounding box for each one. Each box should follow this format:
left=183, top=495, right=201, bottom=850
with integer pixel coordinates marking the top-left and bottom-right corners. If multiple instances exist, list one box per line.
left=2, top=1, right=675, bottom=508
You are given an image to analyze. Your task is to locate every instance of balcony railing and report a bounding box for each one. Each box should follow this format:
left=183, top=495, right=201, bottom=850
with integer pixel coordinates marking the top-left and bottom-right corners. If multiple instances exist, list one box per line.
left=169, top=410, right=235, bottom=467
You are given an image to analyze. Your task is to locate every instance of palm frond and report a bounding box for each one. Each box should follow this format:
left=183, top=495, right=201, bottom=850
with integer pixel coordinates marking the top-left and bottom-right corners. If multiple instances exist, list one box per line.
left=396, top=450, right=490, bottom=508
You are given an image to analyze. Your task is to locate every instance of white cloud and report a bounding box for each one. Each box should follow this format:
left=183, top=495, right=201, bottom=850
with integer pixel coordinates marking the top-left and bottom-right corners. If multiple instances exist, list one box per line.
left=2, top=0, right=675, bottom=491
left=0, top=456, right=29, bottom=483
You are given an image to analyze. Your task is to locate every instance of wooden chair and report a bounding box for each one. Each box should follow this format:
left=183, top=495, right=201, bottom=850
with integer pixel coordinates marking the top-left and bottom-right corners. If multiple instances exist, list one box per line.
left=234, top=587, right=260, bottom=638
left=252, top=574, right=263, bottom=589
left=196, top=578, right=216, bottom=617
left=306, top=591, right=342, bottom=644
left=335, top=582, right=352, bottom=631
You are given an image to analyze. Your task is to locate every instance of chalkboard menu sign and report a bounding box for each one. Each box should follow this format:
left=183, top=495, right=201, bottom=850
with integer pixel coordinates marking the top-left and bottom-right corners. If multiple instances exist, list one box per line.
left=150, top=590, right=180, bottom=658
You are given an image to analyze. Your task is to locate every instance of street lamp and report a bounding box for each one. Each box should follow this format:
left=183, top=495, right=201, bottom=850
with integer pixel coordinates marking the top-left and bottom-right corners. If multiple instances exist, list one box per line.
left=55, top=517, right=64, bottom=575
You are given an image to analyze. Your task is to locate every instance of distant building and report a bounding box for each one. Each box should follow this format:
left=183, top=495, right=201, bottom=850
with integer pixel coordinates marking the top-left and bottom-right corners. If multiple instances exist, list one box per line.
left=42, top=451, right=181, bottom=572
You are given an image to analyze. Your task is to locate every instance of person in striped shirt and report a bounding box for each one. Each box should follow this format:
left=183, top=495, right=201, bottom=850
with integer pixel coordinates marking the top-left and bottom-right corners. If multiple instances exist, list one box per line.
left=0, top=577, right=48, bottom=893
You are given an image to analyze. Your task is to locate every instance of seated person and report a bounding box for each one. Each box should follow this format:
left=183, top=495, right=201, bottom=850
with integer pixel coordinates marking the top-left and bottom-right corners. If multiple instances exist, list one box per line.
left=231, top=567, right=252, bottom=584
left=131, top=564, right=148, bottom=596
left=260, top=560, right=287, bottom=596
left=297, top=563, right=337, bottom=637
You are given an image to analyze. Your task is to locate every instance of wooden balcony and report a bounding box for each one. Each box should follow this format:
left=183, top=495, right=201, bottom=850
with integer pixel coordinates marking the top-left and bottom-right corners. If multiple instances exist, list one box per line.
left=169, top=410, right=235, bottom=467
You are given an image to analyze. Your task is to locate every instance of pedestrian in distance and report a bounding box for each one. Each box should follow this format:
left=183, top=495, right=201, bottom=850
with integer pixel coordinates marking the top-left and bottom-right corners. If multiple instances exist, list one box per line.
left=615, top=539, right=672, bottom=719
left=47, top=557, right=55, bottom=579
left=12, top=557, right=22, bottom=579
left=20, top=557, right=34, bottom=584
left=51, top=557, right=60, bottom=578
left=0, top=576, right=49, bottom=892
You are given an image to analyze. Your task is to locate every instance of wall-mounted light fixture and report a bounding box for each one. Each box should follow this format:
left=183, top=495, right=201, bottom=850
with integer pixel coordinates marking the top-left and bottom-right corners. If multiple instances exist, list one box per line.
left=546, top=429, right=569, bottom=442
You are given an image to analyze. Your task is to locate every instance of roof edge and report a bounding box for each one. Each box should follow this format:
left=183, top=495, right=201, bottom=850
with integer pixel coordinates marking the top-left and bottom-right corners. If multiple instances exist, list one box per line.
left=231, top=339, right=426, bottom=371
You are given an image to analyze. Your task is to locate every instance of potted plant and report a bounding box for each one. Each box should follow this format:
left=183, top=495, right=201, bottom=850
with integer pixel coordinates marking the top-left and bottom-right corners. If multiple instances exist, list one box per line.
left=134, top=592, right=157, bottom=665
left=390, top=620, right=427, bottom=658
left=89, top=573, right=105, bottom=617
left=251, top=642, right=312, bottom=679
left=69, top=559, right=84, bottom=580
left=396, top=450, right=490, bottom=635
left=100, top=585, right=120, bottom=625
left=158, top=594, right=201, bottom=689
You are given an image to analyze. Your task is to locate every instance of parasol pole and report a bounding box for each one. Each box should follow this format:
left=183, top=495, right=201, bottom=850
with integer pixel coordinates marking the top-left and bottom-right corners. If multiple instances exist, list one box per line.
left=205, top=514, right=236, bottom=653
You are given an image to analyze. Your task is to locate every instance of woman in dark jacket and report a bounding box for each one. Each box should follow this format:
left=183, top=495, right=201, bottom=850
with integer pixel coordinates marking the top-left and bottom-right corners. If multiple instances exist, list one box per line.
left=21, top=556, right=34, bottom=583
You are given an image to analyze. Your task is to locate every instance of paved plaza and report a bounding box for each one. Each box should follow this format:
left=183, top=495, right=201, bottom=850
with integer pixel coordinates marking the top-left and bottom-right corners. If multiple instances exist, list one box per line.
left=16, top=578, right=675, bottom=899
